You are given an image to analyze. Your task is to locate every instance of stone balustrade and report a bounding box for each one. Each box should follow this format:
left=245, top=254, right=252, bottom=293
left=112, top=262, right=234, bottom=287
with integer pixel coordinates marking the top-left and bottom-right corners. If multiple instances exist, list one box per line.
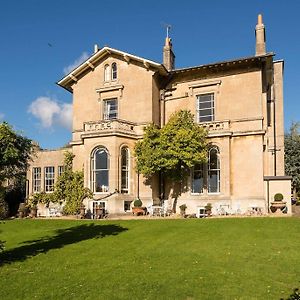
left=84, top=119, right=135, bottom=133
left=200, top=120, right=230, bottom=132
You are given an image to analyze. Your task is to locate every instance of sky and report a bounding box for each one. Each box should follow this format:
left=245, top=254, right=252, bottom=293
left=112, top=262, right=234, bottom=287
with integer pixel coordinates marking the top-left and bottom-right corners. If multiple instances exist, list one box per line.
left=0, top=0, right=299, bottom=149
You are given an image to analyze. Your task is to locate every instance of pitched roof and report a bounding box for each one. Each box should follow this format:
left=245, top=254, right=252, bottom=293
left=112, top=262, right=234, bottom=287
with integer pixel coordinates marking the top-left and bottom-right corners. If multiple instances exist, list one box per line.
left=57, top=46, right=168, bottom=92
left=171, top=52, right=275, bottom=74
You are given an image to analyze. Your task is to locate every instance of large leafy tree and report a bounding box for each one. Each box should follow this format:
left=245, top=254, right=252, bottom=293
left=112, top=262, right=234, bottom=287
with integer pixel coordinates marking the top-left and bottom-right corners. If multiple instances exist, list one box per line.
left=285, top=122, right=300, bottom=197
left=0, top=122, right=33, bottom=182
left=135, top=110, right=208, bottom=181
left=0, top=122, right=34, bottom=216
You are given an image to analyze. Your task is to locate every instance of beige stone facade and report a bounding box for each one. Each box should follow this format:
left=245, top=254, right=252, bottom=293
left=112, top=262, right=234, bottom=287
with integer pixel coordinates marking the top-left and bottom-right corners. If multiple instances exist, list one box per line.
left=27, top=15, right=291, bottom=216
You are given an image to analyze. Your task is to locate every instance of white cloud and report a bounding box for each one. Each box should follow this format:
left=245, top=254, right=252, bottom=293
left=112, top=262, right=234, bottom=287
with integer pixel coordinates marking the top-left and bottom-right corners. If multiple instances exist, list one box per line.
left=57, top=103, right=72, bottom=130
left=28, top=97, right=72, bottom=130
left=63, top=52, right=89, bottom=75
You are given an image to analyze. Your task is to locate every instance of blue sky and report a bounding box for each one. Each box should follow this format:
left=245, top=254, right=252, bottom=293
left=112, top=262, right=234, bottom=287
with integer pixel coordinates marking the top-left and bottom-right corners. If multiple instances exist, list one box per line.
left=0, top=0, right=299, bottom=149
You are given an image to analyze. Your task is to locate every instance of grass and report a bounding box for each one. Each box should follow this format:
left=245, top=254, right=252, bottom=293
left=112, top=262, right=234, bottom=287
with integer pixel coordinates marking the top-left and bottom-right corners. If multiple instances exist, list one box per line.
left=0, top=218, right=300, bottom=300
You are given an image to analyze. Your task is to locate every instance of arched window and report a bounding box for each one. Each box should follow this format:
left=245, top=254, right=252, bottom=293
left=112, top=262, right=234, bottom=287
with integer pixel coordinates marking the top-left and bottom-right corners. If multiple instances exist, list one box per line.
left=120, top=147, right=129, bottom=193
left=111, top=62, right=117, bottom=80
left=91, top=148, right=109, bottom=193
left=104, top=64, right=110, bottom=82
left=208, top=147, right=220, bottom=193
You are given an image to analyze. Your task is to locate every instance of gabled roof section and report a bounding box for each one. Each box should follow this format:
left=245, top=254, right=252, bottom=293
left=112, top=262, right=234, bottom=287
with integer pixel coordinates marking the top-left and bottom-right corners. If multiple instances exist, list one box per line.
left=57, top=46, right=168, bottom=92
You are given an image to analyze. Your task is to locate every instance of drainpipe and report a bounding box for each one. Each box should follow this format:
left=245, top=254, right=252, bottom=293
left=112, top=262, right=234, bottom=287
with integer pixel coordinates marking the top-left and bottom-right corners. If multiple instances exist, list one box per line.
left=267, top=179, right=270, bottom=213
left=137, top=171, right=140, bottom=199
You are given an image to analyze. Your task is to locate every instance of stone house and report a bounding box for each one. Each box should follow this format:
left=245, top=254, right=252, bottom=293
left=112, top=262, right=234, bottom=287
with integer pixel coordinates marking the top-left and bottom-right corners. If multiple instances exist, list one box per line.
left=27, top=15, right=291, bottom=216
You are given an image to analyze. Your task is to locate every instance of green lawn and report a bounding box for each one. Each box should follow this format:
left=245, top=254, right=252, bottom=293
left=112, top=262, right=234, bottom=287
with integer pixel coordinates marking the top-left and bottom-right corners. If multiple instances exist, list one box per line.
left=0, top=218, right=299, bottom=300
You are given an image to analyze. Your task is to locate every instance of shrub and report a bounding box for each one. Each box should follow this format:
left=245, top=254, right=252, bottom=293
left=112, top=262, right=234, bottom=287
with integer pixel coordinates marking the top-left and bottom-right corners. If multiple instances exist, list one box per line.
left=179, top=204, right=187, bottom=211
left=0, top=197, right=8, bottom=220
left=205, top=203, right=212, bottom=211
left=133, top=199, right=142, bottom=207
left=274, top=193, right=284, bottom=201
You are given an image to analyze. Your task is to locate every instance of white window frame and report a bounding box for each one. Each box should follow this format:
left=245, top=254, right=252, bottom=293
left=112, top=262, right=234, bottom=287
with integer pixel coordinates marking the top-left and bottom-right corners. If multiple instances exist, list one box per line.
left=104, top=64, right=110, bottom=82
left=208, top=147, right=220, bottom=194
left=196, top=93, right=215, bottom=123
left=58, top=166, right=65, bottom=177
left=32, top=167, right=41, bottom=193
left=120, top=147, right=130, bottom=194
left=44, top=166, right=55, bottom=192
left=91, top=148, right=109, bottom=194
left=111, top=62, right=117, bottom=80
left=103, top=98, right=118, bottom=120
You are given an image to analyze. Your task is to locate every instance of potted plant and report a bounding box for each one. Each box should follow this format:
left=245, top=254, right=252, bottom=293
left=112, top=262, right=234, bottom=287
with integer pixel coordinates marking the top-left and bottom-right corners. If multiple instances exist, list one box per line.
left=205, top=203, right=212, bottom=216
left=18, top=203, right=27, bottom=218
left=132, top=198, right=145, bottom=216
left=179, top=204, right=187, bottom=217
left=80, top=203, right=85, bottom=219
left=270, top=193, right=286, bottom=214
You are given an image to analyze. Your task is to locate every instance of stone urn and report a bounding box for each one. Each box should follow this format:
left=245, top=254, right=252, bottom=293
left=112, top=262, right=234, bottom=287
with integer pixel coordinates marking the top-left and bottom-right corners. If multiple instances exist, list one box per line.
left=80, top=204, right=85, bottom=219
left=30, top=207, right=37, bottom=218
left=270, top=201, right=286, bottom=214
left=270, top=193, right=286, bottom=215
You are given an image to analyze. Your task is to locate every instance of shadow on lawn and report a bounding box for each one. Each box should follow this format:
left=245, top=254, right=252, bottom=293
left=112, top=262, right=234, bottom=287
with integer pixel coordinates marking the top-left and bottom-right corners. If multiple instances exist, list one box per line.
left=0, top=223, right=127, bottom=266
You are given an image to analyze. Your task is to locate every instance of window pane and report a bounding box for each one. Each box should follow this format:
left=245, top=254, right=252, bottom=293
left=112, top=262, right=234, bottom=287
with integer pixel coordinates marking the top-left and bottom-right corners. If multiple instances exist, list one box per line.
left=209, top=149, right=219, bottom=169
left=33, top=167, right=41, bottom=192
left=208, top=147, right=220, bottom=193
left=103, top=99, right=118, bottom=120
left=192, top=164, right=203, bottom=193
left=95, top=150, right=108, bottom=169
left=199, top=115, right=213, bottom=122
left=197, top=93, right=214, bottom=123
left=112, top=63, right=117, bottom=80
left=121, top=147, right=129, bottom=193
left=104, top=64, right=110, bottom=81
left=45, top=166, right=55, bottom=192
left=95, top=171, right=109, bottom=192
left=199, top=101, right=213, bottom=109
left=208, top=171, right=219, bottom=193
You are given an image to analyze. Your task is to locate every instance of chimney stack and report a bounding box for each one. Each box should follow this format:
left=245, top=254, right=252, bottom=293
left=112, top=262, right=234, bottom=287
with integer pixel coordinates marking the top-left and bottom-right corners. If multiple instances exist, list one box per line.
left=163, top=37, right=175, bottom=71
left=255, top=14, right=266, bottom=56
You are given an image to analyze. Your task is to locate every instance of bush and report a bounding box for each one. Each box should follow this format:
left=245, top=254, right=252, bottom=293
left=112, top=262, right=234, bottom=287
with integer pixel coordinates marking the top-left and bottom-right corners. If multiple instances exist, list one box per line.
left=179, top=204, right=187, bottom=211
left=274, top=193, right=284, bottom=201
left=0, top=197, right=8, bottom=219
left=133, top=199, right=142, bottom=207
left=205, top=203, right=212, bottom=211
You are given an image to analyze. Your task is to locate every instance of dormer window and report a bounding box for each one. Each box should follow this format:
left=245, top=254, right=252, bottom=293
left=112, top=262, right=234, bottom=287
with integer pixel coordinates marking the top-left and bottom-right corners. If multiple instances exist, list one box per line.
left=112, top=62, right=117, bottom=80
left=104, top=64, right=110, bottom=82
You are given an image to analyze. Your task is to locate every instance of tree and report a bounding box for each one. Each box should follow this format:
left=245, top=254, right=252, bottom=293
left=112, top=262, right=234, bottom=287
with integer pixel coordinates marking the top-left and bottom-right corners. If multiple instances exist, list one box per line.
left=285, top=122, right=300, bottom=197
left=0, top=122, right=34, bottom=216
left=135, top=110, right=208, bottom=180
left=30, top=152, right=93, bottom=215
left=0, top=122, right=33, bottom=182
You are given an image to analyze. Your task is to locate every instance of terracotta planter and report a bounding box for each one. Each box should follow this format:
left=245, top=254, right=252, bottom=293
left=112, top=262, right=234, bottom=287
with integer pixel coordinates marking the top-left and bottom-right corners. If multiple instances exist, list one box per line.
left=132, top=207, right=145, bottom=216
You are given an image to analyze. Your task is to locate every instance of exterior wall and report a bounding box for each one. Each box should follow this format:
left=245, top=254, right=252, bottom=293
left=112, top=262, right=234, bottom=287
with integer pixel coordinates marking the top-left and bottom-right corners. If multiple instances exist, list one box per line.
left=27, top=148, right=67, bottom=196
left=264, top=178, right=292, bottom=215
left=72, top=55, right=156, bottom=138
left=26, top=49, right=290, bottom=217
